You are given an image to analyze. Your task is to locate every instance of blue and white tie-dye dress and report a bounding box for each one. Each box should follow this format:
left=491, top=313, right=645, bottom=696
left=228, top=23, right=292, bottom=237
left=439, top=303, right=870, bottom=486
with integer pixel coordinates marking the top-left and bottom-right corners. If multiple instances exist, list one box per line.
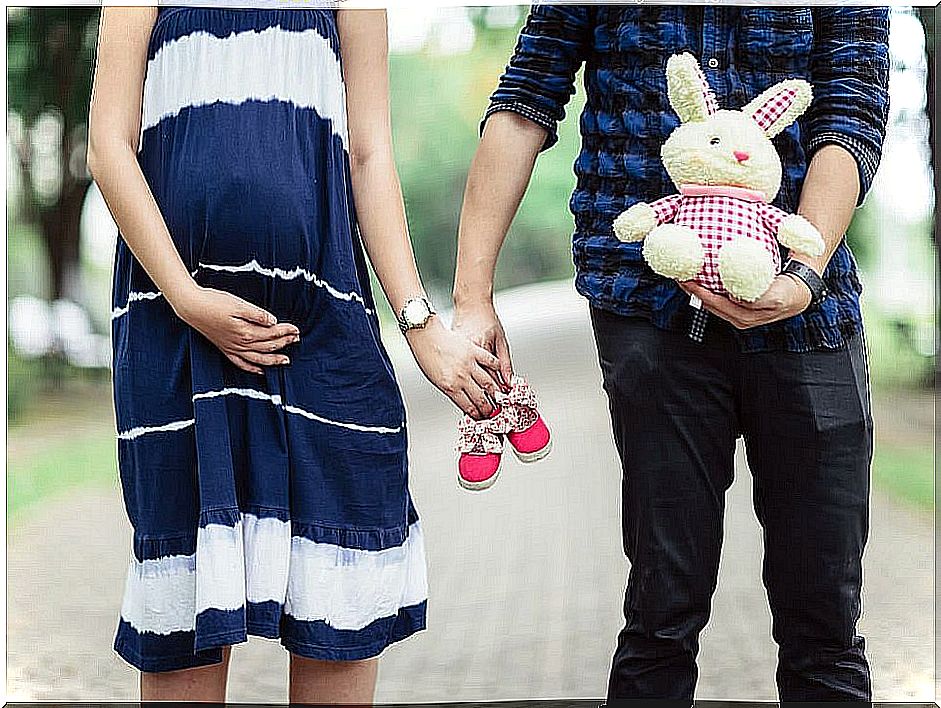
left=110, top=7, right=427, bottom=672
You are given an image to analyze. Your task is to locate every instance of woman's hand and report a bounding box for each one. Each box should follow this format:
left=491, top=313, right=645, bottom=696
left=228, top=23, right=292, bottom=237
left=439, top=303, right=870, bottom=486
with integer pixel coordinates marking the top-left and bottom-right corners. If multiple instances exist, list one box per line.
left=405, top=316, right=505, bottom=420
left=171, top=285, right=301, bottom=375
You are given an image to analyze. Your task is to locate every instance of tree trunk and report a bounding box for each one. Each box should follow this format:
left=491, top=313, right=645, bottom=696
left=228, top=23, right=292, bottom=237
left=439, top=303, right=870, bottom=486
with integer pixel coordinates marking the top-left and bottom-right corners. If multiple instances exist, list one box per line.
left=40, top=177, right=87, bottom=302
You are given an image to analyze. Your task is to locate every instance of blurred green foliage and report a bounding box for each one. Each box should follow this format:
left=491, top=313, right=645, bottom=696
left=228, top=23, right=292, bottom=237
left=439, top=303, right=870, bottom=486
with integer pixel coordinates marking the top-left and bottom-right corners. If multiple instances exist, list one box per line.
left=7, top=345, right=42, bottom=422
left=389, top=23, right=583, bottom=301
left=4, top=8, right=936, bottom=519
left=6, top=7, right=98, bottom=125
left=5, top=8, right=936, bottom=420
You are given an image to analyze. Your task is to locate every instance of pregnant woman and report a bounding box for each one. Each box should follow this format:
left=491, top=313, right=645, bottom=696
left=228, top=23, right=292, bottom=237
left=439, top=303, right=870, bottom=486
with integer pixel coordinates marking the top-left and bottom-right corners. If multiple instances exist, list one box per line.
left=87, top=6, right=501, bottom=702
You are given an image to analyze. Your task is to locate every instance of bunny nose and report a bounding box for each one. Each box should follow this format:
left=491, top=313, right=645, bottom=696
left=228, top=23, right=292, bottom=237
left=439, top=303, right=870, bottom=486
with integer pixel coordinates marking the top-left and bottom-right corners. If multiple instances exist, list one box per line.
left=734, top=150, right=750, bottom=163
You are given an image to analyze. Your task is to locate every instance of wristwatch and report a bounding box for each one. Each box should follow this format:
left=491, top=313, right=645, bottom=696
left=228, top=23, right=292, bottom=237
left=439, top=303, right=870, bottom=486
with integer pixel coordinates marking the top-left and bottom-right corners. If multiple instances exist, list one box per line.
left=782, top=259, right=829, bottom=308
left=397, top=296, right=436, bottom=333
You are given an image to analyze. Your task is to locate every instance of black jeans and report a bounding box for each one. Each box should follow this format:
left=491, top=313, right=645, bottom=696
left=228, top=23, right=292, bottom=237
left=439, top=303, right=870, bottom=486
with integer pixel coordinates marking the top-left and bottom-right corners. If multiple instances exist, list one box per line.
left=590, top=306, right=873, bottom=704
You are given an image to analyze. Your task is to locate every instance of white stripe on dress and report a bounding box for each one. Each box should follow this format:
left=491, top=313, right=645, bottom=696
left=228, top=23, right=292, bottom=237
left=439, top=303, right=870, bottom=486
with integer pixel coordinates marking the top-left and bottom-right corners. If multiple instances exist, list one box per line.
left=111, top=290, right=164, bottom=319
left=193, top=387, right=403, bottom=434
left=118, top=389, right=400, bottom=442
left=117, top=418, right=195, bottom=441
left=119, top=517, right=426, bottom=635
left=141, top=26, right=349, bottom=151
left=112, top=264, right=373, bottom=320
left=285, top=520, right=428, bottom=631
left=120, top=554, right=197, bottom=635
left=197, top=259, right=374, bottom=315
left=243, top=514, right=292, bottom=604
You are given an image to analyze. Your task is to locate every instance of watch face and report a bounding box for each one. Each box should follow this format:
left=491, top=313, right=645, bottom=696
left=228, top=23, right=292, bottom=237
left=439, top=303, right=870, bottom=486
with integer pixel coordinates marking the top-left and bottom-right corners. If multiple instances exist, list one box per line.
left=403, top=299, right=430, bottom=326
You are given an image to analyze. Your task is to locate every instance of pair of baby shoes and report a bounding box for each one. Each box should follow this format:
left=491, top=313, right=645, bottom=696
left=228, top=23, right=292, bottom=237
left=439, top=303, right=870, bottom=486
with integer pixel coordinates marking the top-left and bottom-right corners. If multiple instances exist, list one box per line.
left=455, top=374, right=552, bottom=491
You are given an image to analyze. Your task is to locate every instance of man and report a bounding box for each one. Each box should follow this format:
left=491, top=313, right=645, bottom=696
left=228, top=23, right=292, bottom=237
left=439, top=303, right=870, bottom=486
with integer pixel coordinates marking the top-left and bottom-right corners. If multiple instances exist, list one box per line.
left=452, top=6, right=890, bottom=703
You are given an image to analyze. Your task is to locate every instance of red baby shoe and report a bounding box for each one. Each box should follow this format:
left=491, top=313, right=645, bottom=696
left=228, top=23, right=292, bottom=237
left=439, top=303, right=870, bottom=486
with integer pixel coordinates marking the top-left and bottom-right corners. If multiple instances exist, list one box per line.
left=455, top=406, right=512, bottom=491
left=501, top=375, right=552, bottom=463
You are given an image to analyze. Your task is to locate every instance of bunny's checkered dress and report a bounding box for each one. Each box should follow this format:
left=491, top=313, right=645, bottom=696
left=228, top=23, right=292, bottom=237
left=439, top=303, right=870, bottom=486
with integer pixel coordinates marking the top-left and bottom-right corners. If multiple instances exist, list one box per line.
left=648, top=185, right=788, bottom=295
left=109, top=7, right=427, bottom=672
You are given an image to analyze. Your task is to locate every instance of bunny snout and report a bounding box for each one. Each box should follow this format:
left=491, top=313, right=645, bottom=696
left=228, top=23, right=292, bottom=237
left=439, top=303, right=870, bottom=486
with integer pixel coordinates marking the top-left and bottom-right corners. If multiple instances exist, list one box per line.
left=733, top=150, right=750, bottom=163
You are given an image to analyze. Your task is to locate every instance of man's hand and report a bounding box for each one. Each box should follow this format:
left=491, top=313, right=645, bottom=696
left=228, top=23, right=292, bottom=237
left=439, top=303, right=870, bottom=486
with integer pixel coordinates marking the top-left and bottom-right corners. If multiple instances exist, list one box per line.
left=405, top=316, right=504, bottom=420
left=679, top=274, right=813, bottom=330
left=451, top=300, right=513, bottom=390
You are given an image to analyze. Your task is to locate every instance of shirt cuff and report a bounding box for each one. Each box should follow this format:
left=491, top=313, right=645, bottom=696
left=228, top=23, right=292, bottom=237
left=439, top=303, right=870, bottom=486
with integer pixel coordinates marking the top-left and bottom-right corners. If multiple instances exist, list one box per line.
left=480, top=100, right=559, bottom=151
left=805, top=131, right=881, bottom=207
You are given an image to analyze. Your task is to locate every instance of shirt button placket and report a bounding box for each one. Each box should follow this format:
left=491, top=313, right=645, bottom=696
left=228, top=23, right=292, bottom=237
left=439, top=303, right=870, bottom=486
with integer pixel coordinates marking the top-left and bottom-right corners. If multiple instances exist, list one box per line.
left=702, top=6, right=719, bottom=71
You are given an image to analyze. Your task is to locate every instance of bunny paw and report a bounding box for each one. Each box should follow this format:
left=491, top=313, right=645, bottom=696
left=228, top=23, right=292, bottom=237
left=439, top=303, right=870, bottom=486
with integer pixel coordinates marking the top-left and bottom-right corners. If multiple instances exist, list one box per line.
left=613, top=202, right=658, bottom=242
left=642, top=224, right=704, bottom=281
left=718, top=238, right=777, bottom=302
left=777, top=214, right=825, bottom=258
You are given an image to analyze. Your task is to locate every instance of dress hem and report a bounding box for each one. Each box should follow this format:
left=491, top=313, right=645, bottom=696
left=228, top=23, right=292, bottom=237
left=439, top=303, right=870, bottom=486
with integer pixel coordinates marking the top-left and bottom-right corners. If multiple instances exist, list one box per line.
left=114, top=607, right=427, bottom=672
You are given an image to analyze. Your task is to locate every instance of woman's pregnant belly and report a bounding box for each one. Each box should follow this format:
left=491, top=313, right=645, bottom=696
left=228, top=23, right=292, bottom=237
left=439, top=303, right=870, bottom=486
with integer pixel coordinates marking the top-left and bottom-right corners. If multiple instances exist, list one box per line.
left=140, top=101, right=353, bottom=327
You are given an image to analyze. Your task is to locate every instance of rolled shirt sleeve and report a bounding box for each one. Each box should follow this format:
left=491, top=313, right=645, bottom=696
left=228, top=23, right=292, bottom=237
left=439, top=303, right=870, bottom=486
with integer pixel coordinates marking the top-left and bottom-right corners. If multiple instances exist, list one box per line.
left=803, top=7, right=891, bottom=206
left=481, top=5, right=592, bottom=151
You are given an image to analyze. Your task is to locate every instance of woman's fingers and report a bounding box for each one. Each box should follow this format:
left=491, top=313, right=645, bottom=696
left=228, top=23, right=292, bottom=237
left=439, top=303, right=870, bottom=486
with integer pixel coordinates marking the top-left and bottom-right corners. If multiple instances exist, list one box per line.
left=225, top=352, right=264, bottom=375
left=236, top=348, right=291, bottom=367
left=234, top=301, right=278, bottom=327
left=233, top=331, right=299, bottom=354
left=252, top=322, right=301, bottom=340
left=235, top=320, right=300, bottom=342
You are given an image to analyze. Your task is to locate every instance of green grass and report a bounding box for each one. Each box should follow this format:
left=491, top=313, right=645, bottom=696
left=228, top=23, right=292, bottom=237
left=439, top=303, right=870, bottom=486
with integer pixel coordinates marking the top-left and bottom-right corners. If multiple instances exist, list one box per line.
left=7, top=418, right=117, bottom=524
left=5, top=420, right=934, bottom=526
left=871, top=443, right=934, bottom=511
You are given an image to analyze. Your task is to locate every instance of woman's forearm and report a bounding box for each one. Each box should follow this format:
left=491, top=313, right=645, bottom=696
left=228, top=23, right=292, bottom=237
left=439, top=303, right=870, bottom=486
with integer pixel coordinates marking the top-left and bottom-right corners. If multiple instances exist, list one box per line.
left=453, top=112, right=545, bottom=308
left=87, top=7, right=199, bottom=313
left=348, top=147, right=426, bottom=315
left=88, top=141, right=199, bottom=308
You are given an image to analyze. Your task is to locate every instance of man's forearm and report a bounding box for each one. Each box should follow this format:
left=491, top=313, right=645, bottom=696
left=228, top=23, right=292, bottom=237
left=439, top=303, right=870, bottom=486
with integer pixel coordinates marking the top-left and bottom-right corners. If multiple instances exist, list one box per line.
left=793, top=143, right=862, bottom=274
left=453, top=112, right=547, bottom=306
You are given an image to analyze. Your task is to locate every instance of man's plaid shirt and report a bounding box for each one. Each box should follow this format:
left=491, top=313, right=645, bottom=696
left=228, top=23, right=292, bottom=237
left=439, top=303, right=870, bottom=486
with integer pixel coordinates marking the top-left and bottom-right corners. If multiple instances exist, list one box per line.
left=482, top=6, right=890, bottom=352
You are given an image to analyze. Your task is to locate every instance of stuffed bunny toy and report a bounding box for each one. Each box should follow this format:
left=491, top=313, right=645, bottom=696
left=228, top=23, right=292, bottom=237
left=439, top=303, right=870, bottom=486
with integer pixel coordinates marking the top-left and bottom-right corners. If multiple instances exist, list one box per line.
left=612, top=53, right=825, bottom=302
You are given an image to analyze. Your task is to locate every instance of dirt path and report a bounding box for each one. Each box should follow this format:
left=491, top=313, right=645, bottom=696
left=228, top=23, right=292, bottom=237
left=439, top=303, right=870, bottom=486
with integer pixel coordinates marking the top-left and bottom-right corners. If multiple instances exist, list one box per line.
left=6, top=281, right=935, bottom=702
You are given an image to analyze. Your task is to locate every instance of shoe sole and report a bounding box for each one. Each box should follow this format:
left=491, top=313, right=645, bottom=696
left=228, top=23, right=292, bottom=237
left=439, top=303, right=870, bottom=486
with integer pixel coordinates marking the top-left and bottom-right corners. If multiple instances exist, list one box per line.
left=510, top=436, right=553, bottom=463
left=457, top=458, right=502, bottom=492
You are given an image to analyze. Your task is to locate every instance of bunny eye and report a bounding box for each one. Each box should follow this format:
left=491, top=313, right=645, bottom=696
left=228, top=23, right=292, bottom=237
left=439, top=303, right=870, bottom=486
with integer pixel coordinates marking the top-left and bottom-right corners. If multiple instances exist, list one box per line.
left=709, top=136, right=721, bottom=146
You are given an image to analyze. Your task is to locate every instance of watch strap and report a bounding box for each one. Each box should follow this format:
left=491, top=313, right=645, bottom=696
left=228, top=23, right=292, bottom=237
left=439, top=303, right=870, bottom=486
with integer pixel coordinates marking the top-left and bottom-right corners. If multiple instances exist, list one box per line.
left=783, top=259, right=828, bottom=307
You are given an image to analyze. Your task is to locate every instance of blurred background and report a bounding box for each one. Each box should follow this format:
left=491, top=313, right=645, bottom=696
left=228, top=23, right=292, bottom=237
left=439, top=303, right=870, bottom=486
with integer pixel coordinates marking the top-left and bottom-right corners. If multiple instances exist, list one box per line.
left=6, top=5, right=937, bottom=703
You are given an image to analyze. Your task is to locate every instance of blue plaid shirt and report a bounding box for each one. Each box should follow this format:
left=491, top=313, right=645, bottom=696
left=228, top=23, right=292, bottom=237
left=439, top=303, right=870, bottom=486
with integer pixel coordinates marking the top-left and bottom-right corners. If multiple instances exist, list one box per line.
left=482, top=6, right=890, bottom=352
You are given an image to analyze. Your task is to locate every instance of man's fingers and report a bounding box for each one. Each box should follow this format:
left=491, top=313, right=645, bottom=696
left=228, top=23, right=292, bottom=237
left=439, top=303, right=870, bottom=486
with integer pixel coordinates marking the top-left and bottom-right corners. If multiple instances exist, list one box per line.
left=473, top=347, right=506, bottom=390
left=464, top=380, right=495, bottom=419
left=679, top=281, right=757, bottom=327
left=453, top=390, right=485, bottom=420
left=470, top=365, right=501, bottom=403
left=474, top=345, right=501, bottom=371
left=494, top=335, right=514, bottom=388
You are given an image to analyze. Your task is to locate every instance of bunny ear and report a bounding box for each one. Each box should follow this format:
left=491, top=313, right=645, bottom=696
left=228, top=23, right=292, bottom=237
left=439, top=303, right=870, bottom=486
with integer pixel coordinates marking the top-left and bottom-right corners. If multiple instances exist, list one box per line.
left=743, top=79, right=813, bottom=137
left=666, top=53, right=718, bottom=123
